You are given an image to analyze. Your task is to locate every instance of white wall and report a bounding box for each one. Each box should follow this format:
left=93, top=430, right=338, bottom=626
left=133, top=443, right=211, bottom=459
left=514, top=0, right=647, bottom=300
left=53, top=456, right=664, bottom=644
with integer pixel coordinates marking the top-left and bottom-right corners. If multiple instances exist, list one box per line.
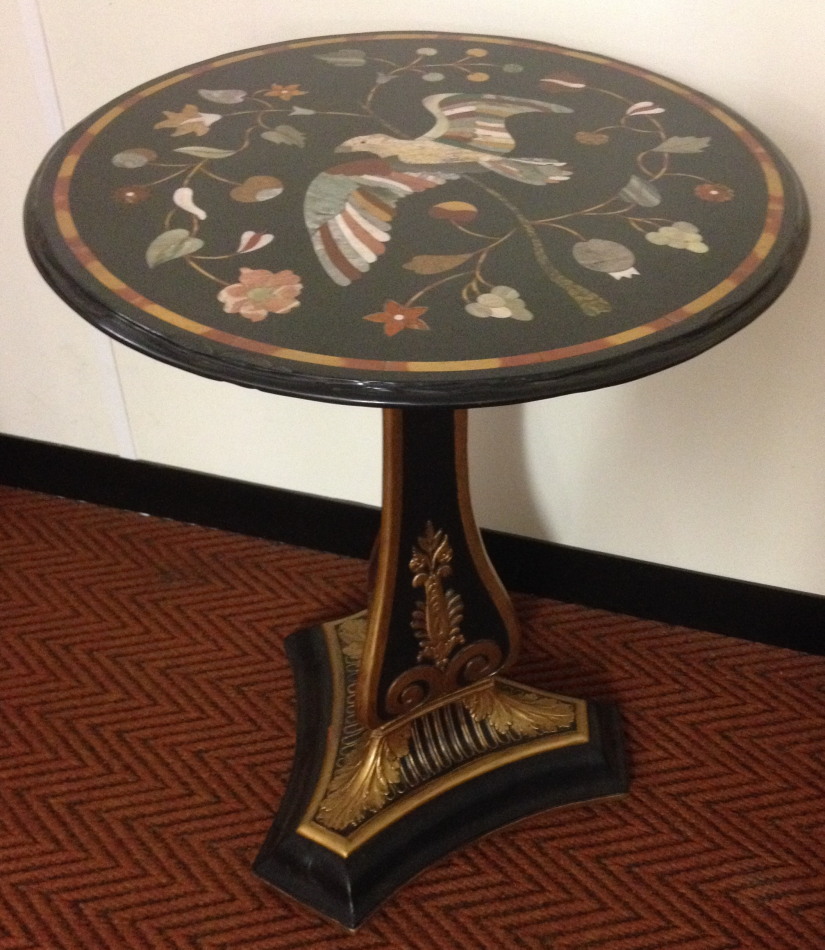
left=4, top=1, right=824, bottom=594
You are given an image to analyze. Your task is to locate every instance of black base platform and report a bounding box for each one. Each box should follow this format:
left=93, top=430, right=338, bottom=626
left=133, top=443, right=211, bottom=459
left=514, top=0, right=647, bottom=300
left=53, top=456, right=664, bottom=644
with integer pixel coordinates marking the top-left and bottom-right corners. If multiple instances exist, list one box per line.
left=253, top=615, right=628, bottom=930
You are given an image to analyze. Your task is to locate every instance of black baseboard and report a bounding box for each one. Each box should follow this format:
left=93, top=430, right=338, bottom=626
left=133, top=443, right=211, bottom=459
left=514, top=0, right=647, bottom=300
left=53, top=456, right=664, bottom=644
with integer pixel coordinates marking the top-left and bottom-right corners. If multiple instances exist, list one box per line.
left=1, top=433, right=822, bottom=656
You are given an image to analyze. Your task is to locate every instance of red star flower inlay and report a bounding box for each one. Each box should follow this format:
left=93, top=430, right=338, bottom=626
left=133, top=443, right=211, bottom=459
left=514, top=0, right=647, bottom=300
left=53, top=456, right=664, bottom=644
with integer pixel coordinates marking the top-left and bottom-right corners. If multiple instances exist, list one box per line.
left=363, top=300, right=430, bottom=336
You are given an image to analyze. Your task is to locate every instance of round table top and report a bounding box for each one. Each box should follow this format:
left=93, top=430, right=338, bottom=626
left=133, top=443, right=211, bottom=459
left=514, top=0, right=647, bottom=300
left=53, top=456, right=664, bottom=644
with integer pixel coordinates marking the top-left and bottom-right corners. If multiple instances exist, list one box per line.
left=26, top=31, right=808, bottom=408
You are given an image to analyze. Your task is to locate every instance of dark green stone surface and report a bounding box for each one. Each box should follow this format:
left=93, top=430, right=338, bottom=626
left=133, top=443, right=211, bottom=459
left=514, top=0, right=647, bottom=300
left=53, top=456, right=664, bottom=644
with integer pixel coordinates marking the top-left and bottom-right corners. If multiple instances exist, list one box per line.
left=25, top=32, right=808, bottom=407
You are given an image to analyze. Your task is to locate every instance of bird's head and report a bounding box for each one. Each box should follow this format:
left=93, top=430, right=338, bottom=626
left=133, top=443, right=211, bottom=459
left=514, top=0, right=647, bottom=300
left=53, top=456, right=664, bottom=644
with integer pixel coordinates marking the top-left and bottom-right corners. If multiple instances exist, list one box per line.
left=335, top=133, right=396, bottom=157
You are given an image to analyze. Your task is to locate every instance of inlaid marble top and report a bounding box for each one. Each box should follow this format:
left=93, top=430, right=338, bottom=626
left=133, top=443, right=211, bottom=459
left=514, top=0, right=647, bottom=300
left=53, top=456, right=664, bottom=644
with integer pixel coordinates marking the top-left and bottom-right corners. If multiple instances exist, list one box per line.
left=25, top=32, right=808, bottom=407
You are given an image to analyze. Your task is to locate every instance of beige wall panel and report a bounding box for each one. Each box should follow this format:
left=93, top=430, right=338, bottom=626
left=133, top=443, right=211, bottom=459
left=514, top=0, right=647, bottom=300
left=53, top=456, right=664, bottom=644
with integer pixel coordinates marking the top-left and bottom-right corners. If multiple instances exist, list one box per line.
left=113, top=349, right=382, bottom=506
left=1, top=0, right=127, bottom=452
left=26, top=1, right=825, bottom=593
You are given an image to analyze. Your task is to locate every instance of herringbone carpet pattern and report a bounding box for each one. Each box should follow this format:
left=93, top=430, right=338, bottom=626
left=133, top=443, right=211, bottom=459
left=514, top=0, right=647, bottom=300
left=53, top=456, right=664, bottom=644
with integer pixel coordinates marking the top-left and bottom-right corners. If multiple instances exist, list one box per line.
left=1, top=484, right=823, bottom=949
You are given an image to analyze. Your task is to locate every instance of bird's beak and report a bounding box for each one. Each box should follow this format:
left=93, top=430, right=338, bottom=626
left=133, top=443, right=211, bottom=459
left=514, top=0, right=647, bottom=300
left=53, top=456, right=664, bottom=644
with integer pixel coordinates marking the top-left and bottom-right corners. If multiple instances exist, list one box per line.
left=334, top=141, right=353, bottom=153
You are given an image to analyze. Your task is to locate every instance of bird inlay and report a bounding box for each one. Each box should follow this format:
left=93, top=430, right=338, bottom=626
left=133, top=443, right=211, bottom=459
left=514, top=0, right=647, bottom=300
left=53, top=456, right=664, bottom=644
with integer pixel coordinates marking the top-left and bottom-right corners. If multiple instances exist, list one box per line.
left=304, top=93, right=574, bottom=286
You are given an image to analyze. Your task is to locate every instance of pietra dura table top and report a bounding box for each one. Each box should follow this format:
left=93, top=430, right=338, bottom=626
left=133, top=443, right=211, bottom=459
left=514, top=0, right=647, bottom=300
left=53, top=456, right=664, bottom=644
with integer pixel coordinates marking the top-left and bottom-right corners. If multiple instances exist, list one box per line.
left=25, top=32, right=808, bottom=930
left=26, top=31, right=807, bottom=408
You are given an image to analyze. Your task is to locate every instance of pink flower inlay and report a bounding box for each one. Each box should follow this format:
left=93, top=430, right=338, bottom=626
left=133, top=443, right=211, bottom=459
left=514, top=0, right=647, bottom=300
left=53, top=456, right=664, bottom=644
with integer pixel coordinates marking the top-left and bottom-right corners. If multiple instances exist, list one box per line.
left=218, top=268, right=302, bottom=321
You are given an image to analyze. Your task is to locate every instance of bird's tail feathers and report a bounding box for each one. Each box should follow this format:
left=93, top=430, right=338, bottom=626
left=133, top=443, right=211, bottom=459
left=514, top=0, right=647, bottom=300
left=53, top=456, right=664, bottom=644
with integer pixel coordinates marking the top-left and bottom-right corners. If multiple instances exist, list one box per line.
left=483, top=157, right=572, bottom=185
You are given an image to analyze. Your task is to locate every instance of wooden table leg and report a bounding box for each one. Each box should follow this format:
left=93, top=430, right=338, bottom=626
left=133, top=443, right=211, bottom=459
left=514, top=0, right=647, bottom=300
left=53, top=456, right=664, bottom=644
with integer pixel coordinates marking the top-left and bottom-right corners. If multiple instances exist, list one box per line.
left=254, top=409, right=628, bottom=929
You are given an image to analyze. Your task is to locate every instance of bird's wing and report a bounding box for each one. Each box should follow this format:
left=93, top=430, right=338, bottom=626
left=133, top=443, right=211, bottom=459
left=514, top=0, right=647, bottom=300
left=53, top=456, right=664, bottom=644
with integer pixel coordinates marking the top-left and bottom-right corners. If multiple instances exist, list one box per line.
left=304, top=158, right=458, bottom=286
left=421, top=93, right=574, bottom=155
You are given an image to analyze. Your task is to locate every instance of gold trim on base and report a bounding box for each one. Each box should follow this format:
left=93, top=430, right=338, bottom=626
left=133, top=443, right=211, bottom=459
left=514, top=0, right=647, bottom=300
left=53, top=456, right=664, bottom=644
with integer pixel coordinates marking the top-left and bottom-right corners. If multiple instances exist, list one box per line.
left=297, top=613, right=589, bottom=858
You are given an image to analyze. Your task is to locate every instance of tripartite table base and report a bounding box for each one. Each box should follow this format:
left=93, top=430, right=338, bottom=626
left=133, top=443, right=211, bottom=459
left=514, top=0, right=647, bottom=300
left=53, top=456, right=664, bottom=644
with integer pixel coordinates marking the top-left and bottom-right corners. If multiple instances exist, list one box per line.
left=254, top=614, right=626, bottom=930
left=253, top=408, right=628, bottom=929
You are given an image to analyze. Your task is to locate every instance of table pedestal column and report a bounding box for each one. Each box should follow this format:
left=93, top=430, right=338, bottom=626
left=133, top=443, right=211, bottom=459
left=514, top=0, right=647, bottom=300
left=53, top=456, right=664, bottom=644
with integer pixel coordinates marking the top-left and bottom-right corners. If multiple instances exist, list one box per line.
left=254, top=409, right=628, bottom=929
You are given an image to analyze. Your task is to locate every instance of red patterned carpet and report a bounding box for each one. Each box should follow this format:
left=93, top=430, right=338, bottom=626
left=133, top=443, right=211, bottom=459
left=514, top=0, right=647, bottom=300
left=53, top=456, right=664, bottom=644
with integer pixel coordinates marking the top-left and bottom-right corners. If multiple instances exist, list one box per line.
left=1, top=484, right=823, bottom=949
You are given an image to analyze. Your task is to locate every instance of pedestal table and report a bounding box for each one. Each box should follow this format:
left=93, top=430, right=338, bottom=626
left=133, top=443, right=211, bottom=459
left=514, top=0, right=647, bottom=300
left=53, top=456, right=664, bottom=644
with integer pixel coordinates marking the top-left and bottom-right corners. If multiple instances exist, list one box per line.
left=25, top=31, right=808, bottom=929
